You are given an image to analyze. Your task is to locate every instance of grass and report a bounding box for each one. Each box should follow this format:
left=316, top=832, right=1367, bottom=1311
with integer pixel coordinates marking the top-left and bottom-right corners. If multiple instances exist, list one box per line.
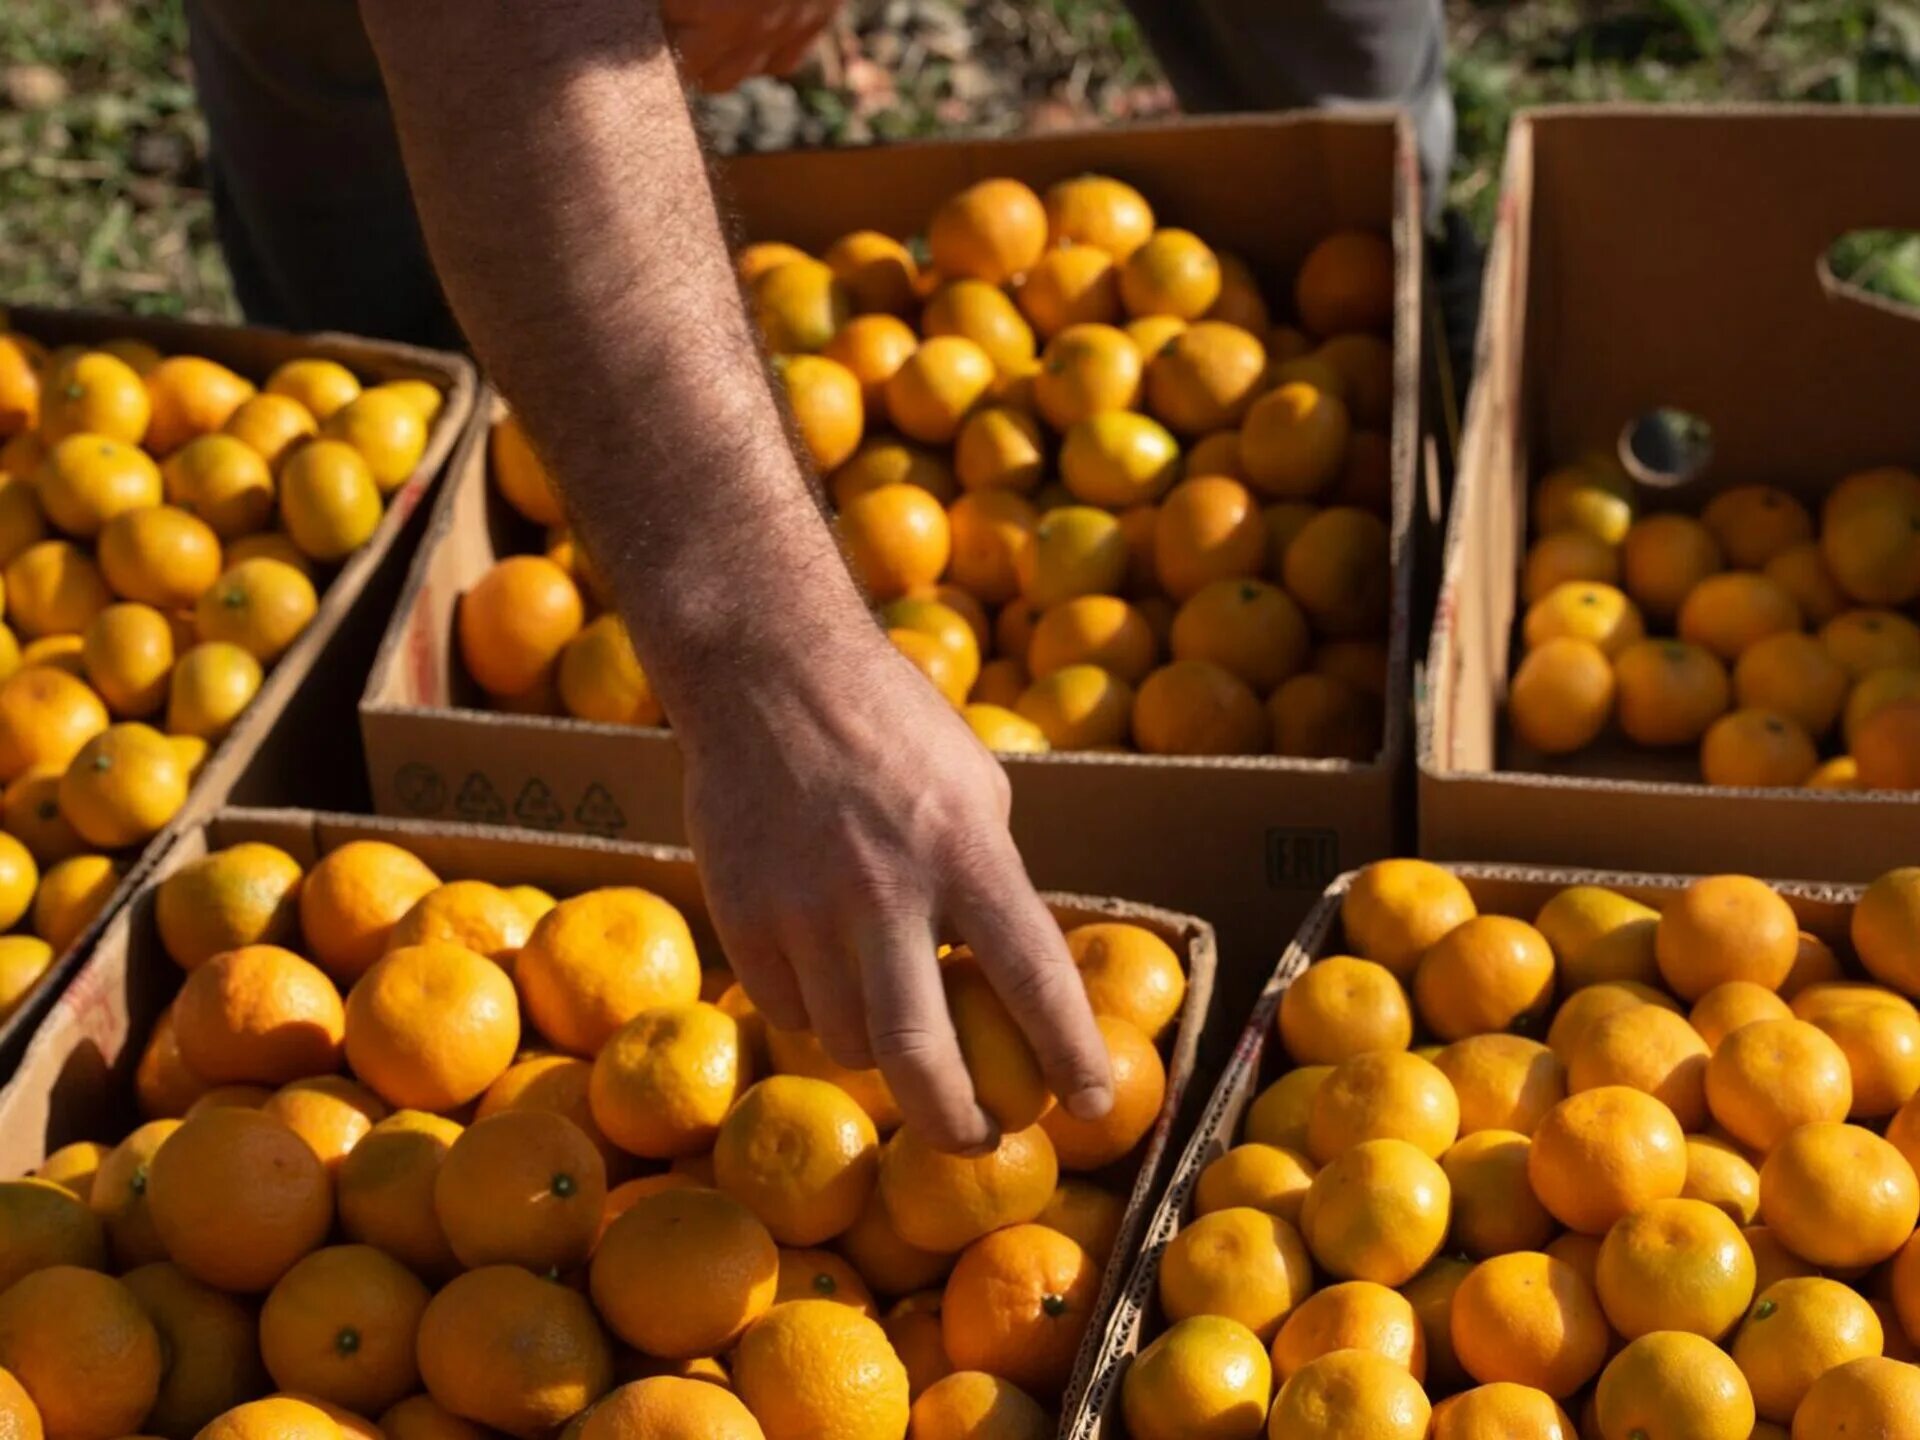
left=2, top=0, right=1918, bottom=317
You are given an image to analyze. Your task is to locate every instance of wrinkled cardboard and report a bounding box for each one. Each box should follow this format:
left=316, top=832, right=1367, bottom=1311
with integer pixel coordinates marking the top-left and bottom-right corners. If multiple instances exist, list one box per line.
left=0, top=311, right=476, bottom=1066
left=1066, top=859, right=1868, bottom=1437
left=1421, top=107, right=1920, bottom=875
left=359, top=113, right=1424, bottom=1010
left=0, top=806, right=1217, bottom=1423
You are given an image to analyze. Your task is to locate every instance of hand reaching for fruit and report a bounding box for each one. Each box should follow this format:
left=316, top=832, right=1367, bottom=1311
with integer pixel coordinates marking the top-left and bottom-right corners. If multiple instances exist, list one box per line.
left=662, top=0, right=842, bottom=92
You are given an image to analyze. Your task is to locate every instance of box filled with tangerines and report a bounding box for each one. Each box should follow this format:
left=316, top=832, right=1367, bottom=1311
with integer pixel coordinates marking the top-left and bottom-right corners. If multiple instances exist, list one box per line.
left=361, top=113, right=1423, bottom=970
left=0, top=309, right=474, bottom=1061
left=1423, top=107, right=1920, bottom=879
left=0, top=806, right=1216, bottom=1440
left=1069, top=855, right=1920, bottom=1440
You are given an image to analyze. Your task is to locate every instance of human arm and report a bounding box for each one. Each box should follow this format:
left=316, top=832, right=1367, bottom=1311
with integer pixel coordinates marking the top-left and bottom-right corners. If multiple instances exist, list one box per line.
left=357, top=0, right=1112, bottom=1149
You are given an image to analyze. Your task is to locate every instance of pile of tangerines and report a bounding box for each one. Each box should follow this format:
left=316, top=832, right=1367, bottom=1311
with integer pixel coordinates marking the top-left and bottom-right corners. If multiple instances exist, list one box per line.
left=0, top=834, right=1189, bottom=1440
left=1510, top=452, right=1920, bottom=789
left=0, top=330, right=442, bottom=1024
left=1119, top=857, right=1920, bottom=1440
left=459, top=174, right=1395, bottom=759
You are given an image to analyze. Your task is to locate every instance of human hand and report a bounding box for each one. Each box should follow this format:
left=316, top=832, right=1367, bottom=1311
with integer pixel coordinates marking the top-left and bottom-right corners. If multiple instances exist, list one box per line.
left=678, top=627, right=1114, bottom=1152
left=661, top=0, right=841, bottom=93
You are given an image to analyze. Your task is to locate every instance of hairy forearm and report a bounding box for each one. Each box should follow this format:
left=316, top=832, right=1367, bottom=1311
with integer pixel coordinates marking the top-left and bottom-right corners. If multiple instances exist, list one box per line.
left=360, top=0, right=871, bottom=726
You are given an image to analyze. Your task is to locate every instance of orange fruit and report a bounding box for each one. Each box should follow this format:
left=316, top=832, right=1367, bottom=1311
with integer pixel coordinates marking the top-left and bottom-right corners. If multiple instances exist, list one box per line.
left=578, top=1376, right=761, bottom=1440
left=953, top=407, right=1045, bottom=496
left=1187, top=429, right=1245, bottom=481
left=1844, top=665, right=1920, bottom=747
left=434, top=1110, right=604, bottom=1272
left=1700, top=708, right=1819, bottom=787
left=334, top=1109, right=462, bottom=1277
left=32, top=853, right=119, bottom=953
left=56, top=721, right=188, bottom=849
left=1682, top=1135, right=1761, bottom=1224
left=941, top=1225, right=1096, bottom=1400
left=380, top=1394, right=495, bottom=1440
left=1759, top=1121, right=1917, bottom=1269
left=1854, top=867, right=1920, bottom=995
left=1119, top=230, right=1221, bottom=321
left=1038, top=1013, right=1165, bottom=1170
left=516, top=887, right=700, bottom=1056
left=259, top=1244, right=428, bottom=1416
left=713, top=1075, right=878, bottom=1247
left=0, top=934, right=53, bottom=1021
left=1733, top=630, right=1848, bottom=737
left=39, top=352, right=151, bottom=446
left=1026, top=595, right=1152, bottom=684
left=820, top=314, right=918, bottom=419
left=1442, top=1130, right=1557, bottom=1258
left=1677, top=571, right=1802, bottom=662
left=195, top=557, right=316, bottom=663
left=1295, top=231, right=1394, bottom=336
left=1740, top=1224, right=1816, bottom=1297
left=143, top=356, right=255, bottom=454
left=1298, top=1138, right=1450, bottom=1287
left=0, top=832, right=38, bottom=938
left=456, top=555, right=582, bottom=699
left=486, top=413, right=565, bottom=528
left=172, top=944, right=344, bottom=1086
left=146, top=1107, right=332, bottom=1292
left=388, top=879, right=530, bottom=962
left=415, top=1265, right=612, bottom=1437
left=1824, top=480, right=1920, bottom=606
left=764, top=1026, right=901, bottom=1132
left=344, top=942, right=520, bottom=1111
left=1534, top=885, right=1660, bottom=991
left=1058, top=412, right=1179, bottom=509
left=1527, top=529, right=1622, bottom=605
left=943, top=961, right=1047, bottom=1131
left=1043, top=175, right=1155, bottom=261
left=222, top=392, right=316, bottom=472
left=836, top=483, right=952, bottom=601
left=1524, top=582, right=1645, bottom=659
left=1433, top=1034, right=1566, bottom=1136
left=1688, top=980, right=1792, bottom=1049
left=81, top=603, right=174, bottom=718
left=1031, top=324, right=1141, bottom=434
left=961, top=702, right=1048, bottom=753
left=120, top=1259, right=269, bottom=1437
left=1533, top=459, right=1634, bottom=545
left=884, top=596, right=982, bottom=697
left=1154, top=477, right=1265, bottom=601
left=1281, top=505, right=1390, bottom=638
left=155, top=842, right=303, bottom=974
left=840, top=1188, right=954, bottom=1297
left=1014, top=663, right=1131, bottom=750
left=1066, top=921, right=1186, bottom=1040
left=0, top=334, right=42, bottom=436
left=1595, top=1196, right=1755, bottom=1341
left=556, top=613, right=661, bottom=727
left=1656, top=873, right=1798, bottom=1000
left=823, top=230, right=920, bottom=317
left=263, top=1075, right=388, bottom=1172
left=587, top=1002, right=749, bottom=1159
left=1314, top=333, right=1393, bottom=432
left=734, top=1300, right=907, bottom=1440
left=946, top=490, right=1036, bottom=608
left=738, top=242, right=812, bottom=286
left=1822, top=608, right=1920, bottom=681
left=1121, top=1313, right=1270, bottom=1440
left=1704, top=1018, right=1851, bottom=1150
left=0, top=473, right=46, bottom=567
left=1450, top=1251, right=1608, bottom=1398
left=1732, top=1276, right=1884, bottom=1424
left=1170, top=578, right=1308, bottom=692
left=1268, top=1349, right=1428, bottom=1440
left=928, top=179, right=1047, bottom=286
left=1193, top=1144, right=1316, bottom=1226
left=1131, top=658, right=1266, bottom=755
left=776, top=355, right=863, bottom=474
left=477, top=1053, right=621, bottom=1178
left=1699, top=485, right=1812, bottom=570
left=6, top=538, right=110, bottom=642
left=1508, top=637, right=1614, bottom=754
left=885, top=337, right=995, bottom=446
left=1414, top=915, right=1556, bottom=1042
left=1240, top=382, right=1349, bottom=501
left=1016, top=247, right=1120, bottom=338
left=1278, top=954, right=1412, bottom=1065
left=1760, top=541, right=1845, bottom=628
left=1565, top=1003, right=1711, bottom=1131
left=1791, top=1355, right=1920, bottom=1440
left=276, top=443, right=380, bottom=566
left=265, top=359, right=358, bottom=423
left=1145, top=322, right=1266, bottom=436
left=166, top=640, right=261, bottom=740
left=0, top=1178, right=106, bottom=1290
left=1272, top=1280, right=1424, bottom=1383
left=1430, top=1385, right=1574, bottom=1439
left=1342, top=860, right=1477, bottom=977
left=0, top=1266, right=162, bottom=1440
left=1594, top=1331, right=1754, bottom=1440
left=1528, top=1086, right=1686, bottom=1234
left=752, top=259, right=851, bottom=354
left=591, top=1188, right=779, bottom=1356
left=34, top=1141, right=106, bottom=1202
left=1853, top=697, right=1920, bottom=788
left=298, top=840, right=441, bottom=982
left=1612, top=638, right=1730, bottom=746
left=1245, top=1067, right=1334, bottom=1154
left=321, top=389, right=426, bottom=494
left=877, top=1123, right=1054, bottom=1253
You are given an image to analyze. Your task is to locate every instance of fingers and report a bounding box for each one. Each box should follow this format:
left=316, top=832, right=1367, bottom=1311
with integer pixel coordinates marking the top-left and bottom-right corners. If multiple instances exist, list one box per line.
left=786, top=930, right=875, bottom=1071
left=853, top=911, right=997, bottom=1153
left=709, top=923, right=809, bottom=1032
left=949, top=842, right=1114, bottom=1121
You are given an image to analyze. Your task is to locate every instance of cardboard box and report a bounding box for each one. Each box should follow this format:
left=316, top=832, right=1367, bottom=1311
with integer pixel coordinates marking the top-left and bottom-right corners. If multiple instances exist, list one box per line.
left=0, top=806, right=1218, bottom=1419
left=360, top=113, right=1425, bottom=996
left=1421, top=107, right=1920, bottom=876
left=0, top=310, right=477, bottom=1065
left=1065, top=859, right=1868, bottom=1438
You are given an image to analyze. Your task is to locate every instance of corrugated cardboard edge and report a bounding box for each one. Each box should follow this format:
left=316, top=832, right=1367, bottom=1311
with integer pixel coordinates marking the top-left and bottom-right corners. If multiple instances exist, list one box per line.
left=1415, top=106, right=1920, bottom=874
left=0, top=311, right=479, bottom=1066
left=357, top=110, right=1422, bottom=802
left=0, top=805, right=1219, bottom=1431
left=1063, top=857, right=1868, bottom=1439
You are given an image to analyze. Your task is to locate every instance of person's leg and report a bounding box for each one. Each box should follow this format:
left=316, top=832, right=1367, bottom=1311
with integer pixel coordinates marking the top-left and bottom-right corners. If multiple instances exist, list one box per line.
left=1122, top=0, right=1454, bottom=223
left=185, top=0, right=461, bottom=347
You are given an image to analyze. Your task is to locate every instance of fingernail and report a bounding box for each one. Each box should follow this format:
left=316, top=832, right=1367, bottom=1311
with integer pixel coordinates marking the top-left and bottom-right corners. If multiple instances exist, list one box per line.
left=1066, top=1084, right=1114, bottom=1121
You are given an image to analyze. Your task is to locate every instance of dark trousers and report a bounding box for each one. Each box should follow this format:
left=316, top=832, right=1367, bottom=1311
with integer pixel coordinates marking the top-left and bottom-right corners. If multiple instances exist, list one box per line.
left=187, top=0, right=1453, bottom=346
